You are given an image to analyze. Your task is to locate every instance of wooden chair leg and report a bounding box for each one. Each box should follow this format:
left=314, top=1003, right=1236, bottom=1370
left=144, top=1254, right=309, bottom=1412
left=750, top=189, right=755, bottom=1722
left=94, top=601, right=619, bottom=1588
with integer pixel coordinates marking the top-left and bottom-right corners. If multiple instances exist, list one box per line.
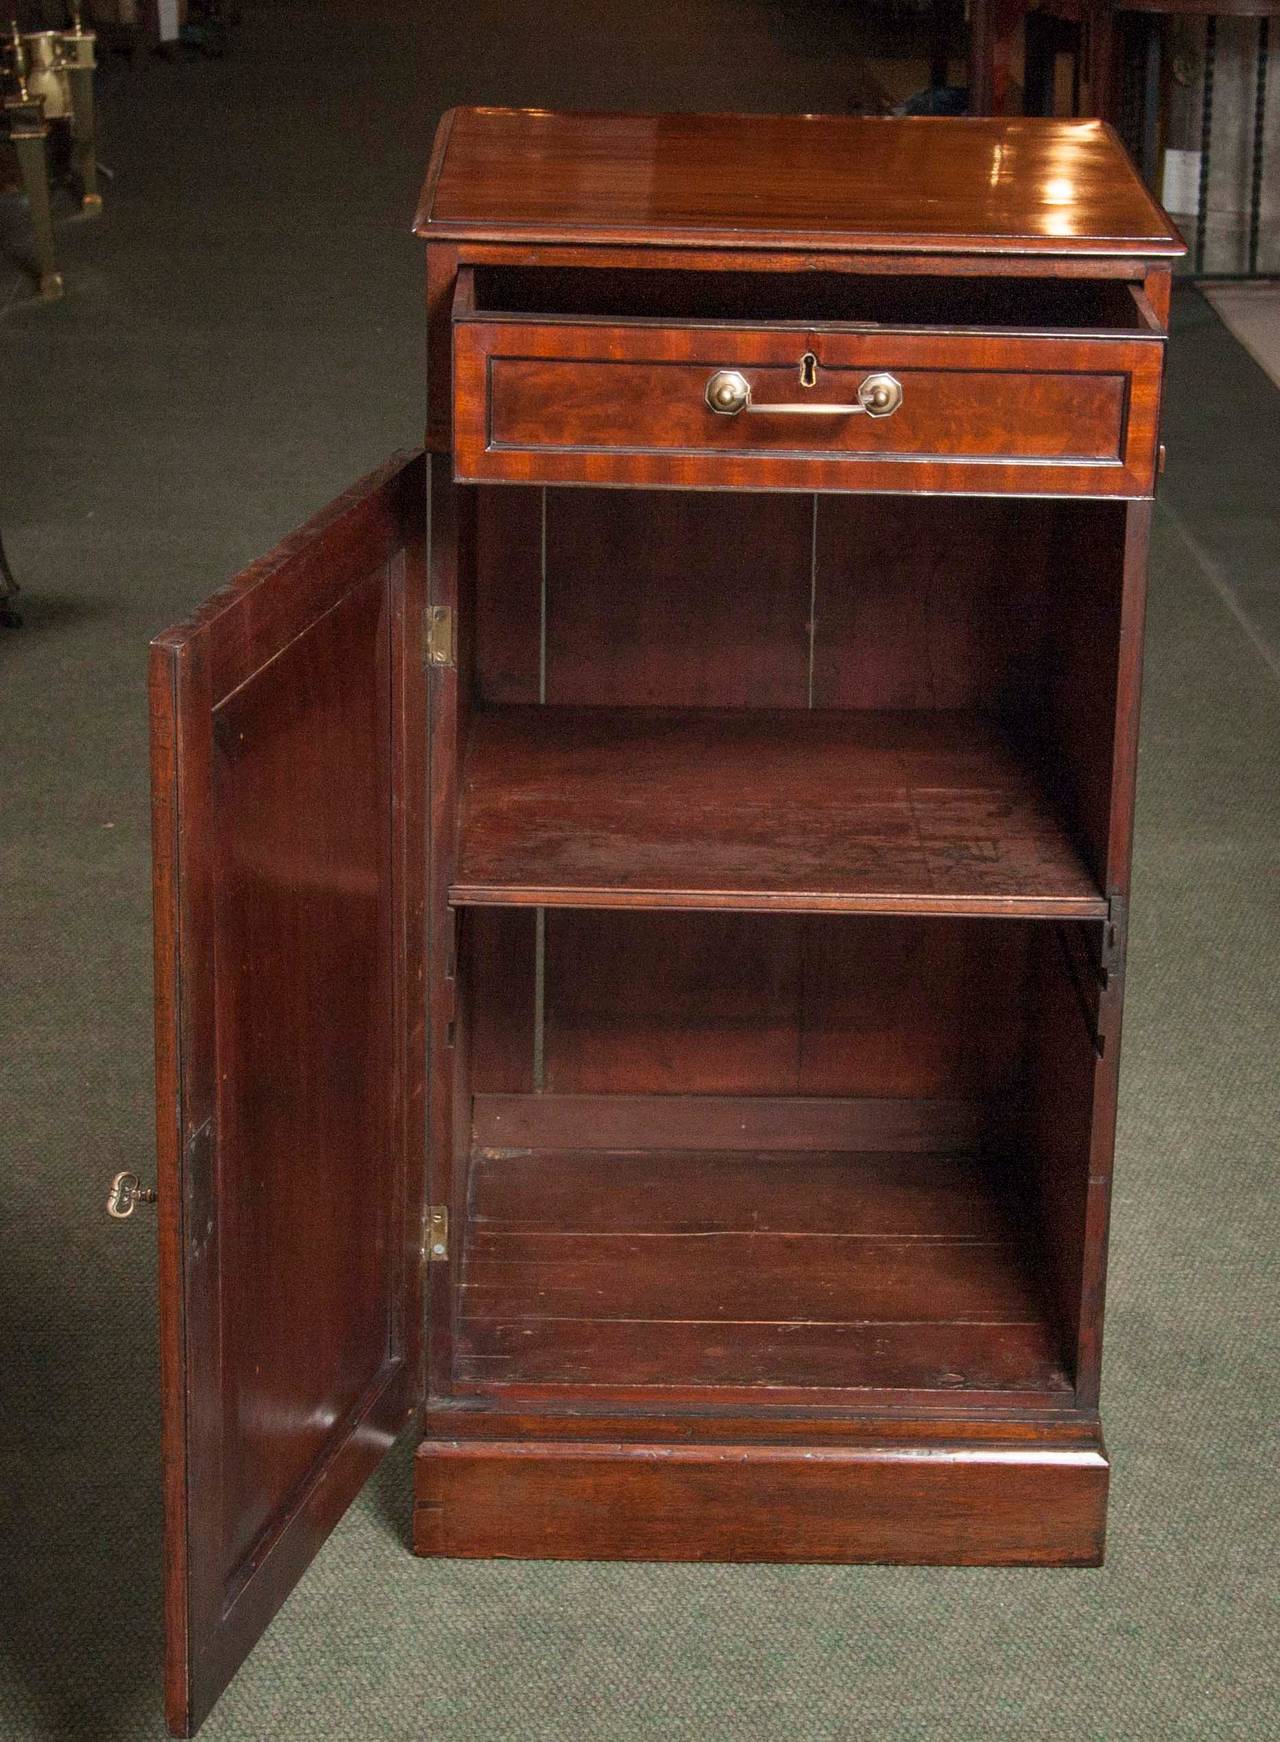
left=1085, top=0, right=1117, bottom=120
left=1023, top=10, right=1057, bottom=116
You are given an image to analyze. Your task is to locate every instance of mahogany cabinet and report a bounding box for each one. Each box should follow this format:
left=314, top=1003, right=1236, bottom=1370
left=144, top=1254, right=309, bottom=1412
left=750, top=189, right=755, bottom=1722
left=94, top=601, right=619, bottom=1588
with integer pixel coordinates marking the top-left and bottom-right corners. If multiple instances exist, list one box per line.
left=146, top=110, right=1184, bottom=1733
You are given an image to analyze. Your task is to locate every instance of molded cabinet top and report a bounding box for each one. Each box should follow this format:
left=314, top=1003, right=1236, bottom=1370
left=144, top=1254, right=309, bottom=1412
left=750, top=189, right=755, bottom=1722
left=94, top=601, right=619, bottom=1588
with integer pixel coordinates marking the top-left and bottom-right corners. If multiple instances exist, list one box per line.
left=415, top=107, right=1184, bottom=257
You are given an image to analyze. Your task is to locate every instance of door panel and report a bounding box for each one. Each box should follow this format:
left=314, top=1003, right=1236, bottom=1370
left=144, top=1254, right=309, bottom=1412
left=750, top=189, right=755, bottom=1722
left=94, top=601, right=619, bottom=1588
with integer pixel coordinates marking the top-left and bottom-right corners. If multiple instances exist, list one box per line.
left=152, top=453, right=427, bottom=1735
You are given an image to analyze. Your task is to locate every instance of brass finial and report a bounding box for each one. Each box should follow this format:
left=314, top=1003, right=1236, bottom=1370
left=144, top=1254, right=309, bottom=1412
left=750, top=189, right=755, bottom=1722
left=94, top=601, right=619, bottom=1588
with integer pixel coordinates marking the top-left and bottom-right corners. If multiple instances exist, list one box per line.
left=9, top=17, right=30, bottom=99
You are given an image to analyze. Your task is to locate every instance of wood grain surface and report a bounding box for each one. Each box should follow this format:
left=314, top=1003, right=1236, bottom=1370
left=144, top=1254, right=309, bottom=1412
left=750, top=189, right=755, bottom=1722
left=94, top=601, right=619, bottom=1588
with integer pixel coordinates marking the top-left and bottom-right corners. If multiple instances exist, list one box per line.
left=454, top=316, right=1165, bottom=495
left=453, top=706, right=1107, bottom=916
left=414, top=1434, right=1108, bottom=1564
left=453, top=1146, right=1071, bottom=1401
left=417, top=109, right=1183, bottom=256
left=152, top=454, right=427, bottom=1734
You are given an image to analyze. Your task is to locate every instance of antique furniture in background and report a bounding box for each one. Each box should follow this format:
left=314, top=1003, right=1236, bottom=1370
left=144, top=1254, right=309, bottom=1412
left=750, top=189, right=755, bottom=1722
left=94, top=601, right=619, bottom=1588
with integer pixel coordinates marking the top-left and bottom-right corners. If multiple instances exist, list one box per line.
left=41, top=4, right=100, bottom=210
left=137, top=109, right=1183, bottom=1734
left=3, top=20, right=60, bottom=296
left=967, top=0, right=1276, bottom=274
left=967, top=0, right=1107, bottom=112
left=1153, top=1, right=1277, bottom=273
left=2, top=6, right=100, bottom=297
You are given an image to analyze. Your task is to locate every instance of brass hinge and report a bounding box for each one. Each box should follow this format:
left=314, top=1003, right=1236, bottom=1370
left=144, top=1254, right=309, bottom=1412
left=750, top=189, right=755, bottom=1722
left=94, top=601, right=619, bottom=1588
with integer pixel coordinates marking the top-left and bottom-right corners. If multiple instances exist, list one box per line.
left=426, top=1205, right=449, bottom=1261
left=1094, top=891, right=1129, bottom=1056
left=1055, top=892, right=1130, bottom=1059
left=1102, top=891, right=1128, bottom=981
left=424, top=606, right=455, bottom=669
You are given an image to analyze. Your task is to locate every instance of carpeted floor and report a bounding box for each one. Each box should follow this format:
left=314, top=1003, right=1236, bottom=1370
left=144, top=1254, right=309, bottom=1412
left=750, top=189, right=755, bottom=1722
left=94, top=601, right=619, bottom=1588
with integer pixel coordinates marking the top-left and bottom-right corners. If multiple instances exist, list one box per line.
left=1, top=4, right=1277, bottom=1738
left=1202, top=283, right=1280, bottom=393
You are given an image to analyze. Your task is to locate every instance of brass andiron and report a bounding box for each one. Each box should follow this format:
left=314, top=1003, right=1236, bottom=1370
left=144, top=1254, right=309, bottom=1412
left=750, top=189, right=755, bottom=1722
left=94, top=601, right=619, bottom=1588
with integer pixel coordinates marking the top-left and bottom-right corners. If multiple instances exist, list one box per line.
left=2, top=18, right=62, bottom=298
left=61, top=1, right=100, bottom=212
left=15, top=4, right=100, bottom=211
left=21, top=27, right=71, bottom=119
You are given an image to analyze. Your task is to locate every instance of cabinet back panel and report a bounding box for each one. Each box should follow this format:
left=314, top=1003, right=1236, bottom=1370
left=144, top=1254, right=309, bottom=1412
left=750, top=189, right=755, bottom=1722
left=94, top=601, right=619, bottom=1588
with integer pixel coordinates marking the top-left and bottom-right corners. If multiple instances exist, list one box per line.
left=812, top=496, right=1053, bottom=712
left=473, top=489, right=1082, bottom=716
left=545, top=489, right=813, bottom=708
left=543, top=911, right=803, bottom=1095
left=469, top=910, right=1033, bottom=1101
left=474, top=486, right=541, bottom=704
left=797, top=914, right=1031, bottom=1099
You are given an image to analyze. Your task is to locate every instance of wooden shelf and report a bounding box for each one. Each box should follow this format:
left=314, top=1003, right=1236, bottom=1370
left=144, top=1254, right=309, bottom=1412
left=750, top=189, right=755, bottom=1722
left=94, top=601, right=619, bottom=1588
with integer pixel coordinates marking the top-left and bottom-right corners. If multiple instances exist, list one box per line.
left=456, top=1146, right=1072, bottom=1405
left=453, top=706, right=1105, bottom=919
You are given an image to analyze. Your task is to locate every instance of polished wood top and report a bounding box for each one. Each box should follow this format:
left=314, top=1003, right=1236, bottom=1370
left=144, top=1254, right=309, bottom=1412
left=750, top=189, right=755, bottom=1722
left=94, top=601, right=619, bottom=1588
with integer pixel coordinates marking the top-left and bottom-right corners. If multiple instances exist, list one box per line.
left=416, top=109, right=1184, bottom=256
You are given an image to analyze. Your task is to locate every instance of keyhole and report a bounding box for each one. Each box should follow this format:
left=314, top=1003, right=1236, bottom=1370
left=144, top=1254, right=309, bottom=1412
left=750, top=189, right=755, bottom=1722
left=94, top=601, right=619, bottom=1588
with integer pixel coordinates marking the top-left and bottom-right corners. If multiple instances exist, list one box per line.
left=799, top=352, right=818, bottom=389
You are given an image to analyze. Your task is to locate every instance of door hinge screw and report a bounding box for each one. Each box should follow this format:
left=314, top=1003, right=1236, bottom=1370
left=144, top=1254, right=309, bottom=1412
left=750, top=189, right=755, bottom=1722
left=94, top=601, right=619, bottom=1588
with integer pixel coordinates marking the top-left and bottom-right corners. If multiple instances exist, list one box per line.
left=427, top=1204, right=448, bottom=1261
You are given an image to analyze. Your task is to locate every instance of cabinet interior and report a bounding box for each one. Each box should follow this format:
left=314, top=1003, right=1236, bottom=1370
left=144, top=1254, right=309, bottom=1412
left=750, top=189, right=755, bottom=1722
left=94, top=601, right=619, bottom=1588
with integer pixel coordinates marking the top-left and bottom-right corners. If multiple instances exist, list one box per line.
left=455, top=908, right=1099, bottom=1408
left=432, top=484, right=1128, bottom=1413
left=467, top=264, right=1153, bottom=332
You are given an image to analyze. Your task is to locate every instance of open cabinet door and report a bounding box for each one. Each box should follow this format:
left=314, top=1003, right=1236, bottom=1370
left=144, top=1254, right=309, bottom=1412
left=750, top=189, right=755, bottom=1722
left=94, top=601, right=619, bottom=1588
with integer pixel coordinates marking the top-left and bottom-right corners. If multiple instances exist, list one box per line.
left=150, top=453, right=428, bottom=1735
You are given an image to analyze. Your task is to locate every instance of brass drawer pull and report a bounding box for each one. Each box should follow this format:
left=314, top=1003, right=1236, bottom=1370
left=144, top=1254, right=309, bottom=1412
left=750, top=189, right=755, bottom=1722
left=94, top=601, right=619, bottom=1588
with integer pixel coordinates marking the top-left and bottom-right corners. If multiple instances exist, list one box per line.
left=705, top=369, right=902, bottom=419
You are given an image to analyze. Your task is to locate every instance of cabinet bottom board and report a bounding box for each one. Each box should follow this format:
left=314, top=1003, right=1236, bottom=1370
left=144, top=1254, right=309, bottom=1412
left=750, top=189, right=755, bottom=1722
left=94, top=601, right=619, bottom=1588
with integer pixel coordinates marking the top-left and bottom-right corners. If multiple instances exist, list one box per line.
left=456, top=1142, right=1072, bottom=1403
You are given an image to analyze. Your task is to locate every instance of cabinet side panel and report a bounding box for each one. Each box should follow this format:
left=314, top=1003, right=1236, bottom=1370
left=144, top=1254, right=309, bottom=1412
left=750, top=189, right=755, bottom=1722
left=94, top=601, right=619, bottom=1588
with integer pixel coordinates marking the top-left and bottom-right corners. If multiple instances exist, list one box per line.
left=426, top=240, right=458, bottom=453
left=1025, top=926, right=1099, bottom=1386
left=1041, top=501, right=1130, bottom=889
left=427, top=456, right=474, bottom=1402
left=1028, top=500, right=1149, bottom=1402
left=469, top=909, right=537, bottom=1093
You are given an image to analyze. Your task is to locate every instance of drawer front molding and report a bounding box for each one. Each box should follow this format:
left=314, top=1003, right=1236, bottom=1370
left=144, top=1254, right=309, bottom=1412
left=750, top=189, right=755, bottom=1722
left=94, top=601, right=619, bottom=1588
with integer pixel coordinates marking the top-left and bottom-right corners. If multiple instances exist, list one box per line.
left=455, top=319, right=1164, bottom=496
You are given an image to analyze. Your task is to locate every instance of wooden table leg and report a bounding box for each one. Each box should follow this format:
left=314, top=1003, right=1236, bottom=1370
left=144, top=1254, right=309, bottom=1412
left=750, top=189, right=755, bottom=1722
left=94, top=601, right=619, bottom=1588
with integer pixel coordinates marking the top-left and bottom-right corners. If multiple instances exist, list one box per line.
left=1137, top=13, right=1162, bottom=184
left=968, top=0, right=1033, bottom=115
left=1083, top=1, right=1116, bottom=118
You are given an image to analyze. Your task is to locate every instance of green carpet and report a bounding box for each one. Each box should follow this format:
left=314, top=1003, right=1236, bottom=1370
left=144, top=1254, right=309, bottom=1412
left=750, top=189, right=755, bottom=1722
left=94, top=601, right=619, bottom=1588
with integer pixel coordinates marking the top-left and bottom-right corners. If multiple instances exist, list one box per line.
left=1, top=3, right=1277, bottom=1736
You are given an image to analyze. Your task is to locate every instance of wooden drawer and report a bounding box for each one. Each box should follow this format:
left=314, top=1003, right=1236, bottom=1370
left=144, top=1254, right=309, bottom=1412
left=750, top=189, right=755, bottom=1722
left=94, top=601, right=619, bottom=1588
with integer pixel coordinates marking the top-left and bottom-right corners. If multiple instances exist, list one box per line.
left=452, top=271, right=1166, bottom=497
